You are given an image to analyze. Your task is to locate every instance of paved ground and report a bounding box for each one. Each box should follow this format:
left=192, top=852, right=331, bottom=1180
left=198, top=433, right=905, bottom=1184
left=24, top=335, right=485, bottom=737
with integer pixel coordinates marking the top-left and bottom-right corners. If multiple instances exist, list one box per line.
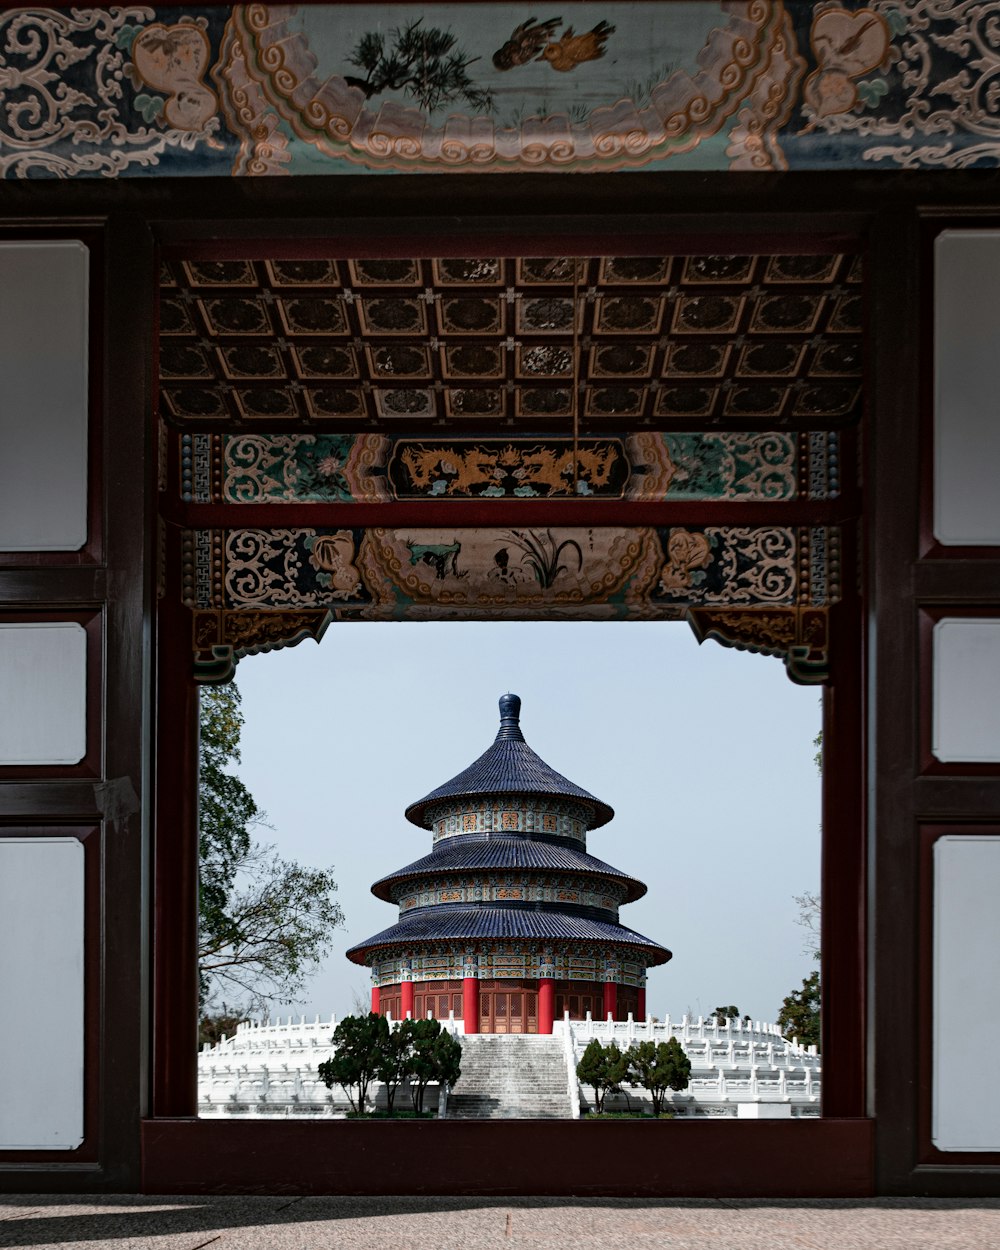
left=3, top=1195, right=1000, bottom=1250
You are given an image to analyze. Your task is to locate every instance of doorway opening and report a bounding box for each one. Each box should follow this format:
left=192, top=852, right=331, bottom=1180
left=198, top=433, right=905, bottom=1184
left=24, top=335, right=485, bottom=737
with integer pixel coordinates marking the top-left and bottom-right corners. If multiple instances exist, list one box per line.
left=194, top=620, right=823, bottom=1113
left=153, top=230, right=864, bottom=1184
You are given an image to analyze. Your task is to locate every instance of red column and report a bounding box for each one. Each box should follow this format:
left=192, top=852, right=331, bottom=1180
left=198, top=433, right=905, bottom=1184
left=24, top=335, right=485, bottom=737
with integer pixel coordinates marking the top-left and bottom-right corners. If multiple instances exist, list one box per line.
left=604, top=981, right=618, bottom=1022
left=538, top=977, right=555, bottom=1034
left=637, top=987, right=646, bottom=1020
left=463, top=977, right=480, bottom=1034
left=401, top=980, right=414, bottom=1019
left=371, top=985, right=381, bottom=1015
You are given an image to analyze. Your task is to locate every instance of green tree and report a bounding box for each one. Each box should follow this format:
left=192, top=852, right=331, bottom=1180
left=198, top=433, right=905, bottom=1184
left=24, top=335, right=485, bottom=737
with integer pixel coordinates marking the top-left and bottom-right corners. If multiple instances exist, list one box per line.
left=318, top=1014, right=461, bottom=1117
left=576, top=1038, right=629, bottom=1114
left=318, top=1012, right=388, bottom=1115
left=198, top=1007, right=246, bottom=1048
left=712, top=1004, right=750, bottom=1025
left=777, top=969, right=821, bottom=1050
left=376, top=1019, right=414, bottom=1115
left=199, top=683, right=258, bottom=962
left=403, top=1018, right=462, bottom=1113
left=794, top=890, right=821, bottom=962
left=198, top=683, right=344, bottom=1018
left=625, top=1038, right=691, bottom=1116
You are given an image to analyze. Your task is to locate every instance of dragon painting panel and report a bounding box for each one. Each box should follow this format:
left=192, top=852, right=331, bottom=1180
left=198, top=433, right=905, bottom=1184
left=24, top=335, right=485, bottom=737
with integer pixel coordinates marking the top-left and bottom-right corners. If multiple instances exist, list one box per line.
left=198, top=431, right=816, bottom=503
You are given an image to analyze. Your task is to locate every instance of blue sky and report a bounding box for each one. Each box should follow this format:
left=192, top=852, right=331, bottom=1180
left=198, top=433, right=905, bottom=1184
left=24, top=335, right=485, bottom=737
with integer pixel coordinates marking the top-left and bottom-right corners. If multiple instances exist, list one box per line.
left=233, top=620, right=821, bottom=1024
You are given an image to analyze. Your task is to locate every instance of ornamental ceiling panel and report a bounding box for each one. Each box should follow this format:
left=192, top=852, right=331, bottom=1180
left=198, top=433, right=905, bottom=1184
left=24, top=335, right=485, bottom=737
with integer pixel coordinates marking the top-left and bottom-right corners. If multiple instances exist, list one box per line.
left=163, top=247, right=854, bottom=684
left=159, top=252, right=863, bottom=437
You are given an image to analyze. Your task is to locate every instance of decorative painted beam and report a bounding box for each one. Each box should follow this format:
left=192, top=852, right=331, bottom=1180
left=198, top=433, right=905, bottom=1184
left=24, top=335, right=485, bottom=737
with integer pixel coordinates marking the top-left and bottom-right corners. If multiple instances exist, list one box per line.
left=687, top=606, right=830, bottom=685
left=192, top=607, right=331, bottom=683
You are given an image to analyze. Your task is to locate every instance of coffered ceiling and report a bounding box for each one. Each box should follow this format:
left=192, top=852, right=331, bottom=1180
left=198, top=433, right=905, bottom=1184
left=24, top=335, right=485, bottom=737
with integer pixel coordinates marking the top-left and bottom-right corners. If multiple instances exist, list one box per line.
left=158, top=251, right=863, bottom=434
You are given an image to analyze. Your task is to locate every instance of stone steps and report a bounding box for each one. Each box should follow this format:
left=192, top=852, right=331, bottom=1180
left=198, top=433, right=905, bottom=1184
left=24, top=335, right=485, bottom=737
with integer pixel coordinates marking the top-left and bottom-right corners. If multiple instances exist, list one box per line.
left=446, top=1035, right=572, bottom=1120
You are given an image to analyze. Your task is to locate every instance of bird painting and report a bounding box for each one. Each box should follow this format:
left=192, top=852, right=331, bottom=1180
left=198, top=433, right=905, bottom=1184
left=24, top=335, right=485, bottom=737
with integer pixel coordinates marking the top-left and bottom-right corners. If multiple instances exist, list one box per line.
left=541, top=20, right=616, bottom=72
left=492, top=17, right=563, bottom=71
left=492, top=17, right=615, bottom=73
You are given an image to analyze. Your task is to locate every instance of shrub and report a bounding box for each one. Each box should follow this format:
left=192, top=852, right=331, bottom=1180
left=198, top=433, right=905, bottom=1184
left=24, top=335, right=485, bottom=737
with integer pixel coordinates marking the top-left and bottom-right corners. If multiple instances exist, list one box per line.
left=576, top=1038, right=629, bottom=1114
left=318, top=1013, right=463, bottom=1116
left=624, top=1037, right=692, bottom=1116
left=401, top=1017, right=462, bottom=1113
left=318, top=1012, right=388, bottom=1115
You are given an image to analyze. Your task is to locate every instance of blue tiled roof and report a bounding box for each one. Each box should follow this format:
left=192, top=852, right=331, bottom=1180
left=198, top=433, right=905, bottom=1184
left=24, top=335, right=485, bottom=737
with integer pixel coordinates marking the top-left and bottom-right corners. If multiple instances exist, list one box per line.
left=347, top=906, right=671, bottom=965
left=405, top=694, right=614, bottom=830
left=370, top=834, right=647, bottom=903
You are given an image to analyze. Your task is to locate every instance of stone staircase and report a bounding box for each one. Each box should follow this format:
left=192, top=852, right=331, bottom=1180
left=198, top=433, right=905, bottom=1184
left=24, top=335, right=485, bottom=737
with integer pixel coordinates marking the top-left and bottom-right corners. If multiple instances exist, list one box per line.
left=446, top=1034, right=573, bottom=1119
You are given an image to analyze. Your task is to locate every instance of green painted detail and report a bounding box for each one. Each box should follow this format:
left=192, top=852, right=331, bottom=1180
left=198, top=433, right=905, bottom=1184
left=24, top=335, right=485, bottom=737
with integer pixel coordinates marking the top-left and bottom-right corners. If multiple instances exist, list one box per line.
left=662, top=433, right=797, bottom=500
left=224, top=434, right=358, bottom=502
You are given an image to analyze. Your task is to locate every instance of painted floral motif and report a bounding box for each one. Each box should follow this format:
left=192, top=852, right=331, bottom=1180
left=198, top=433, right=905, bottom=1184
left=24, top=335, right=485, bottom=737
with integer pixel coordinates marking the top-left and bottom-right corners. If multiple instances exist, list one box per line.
left=304, top=531, right=363, bottom=601
left=658, top=433, right=797, bottom=500
left=658, top=529, right=715, bottom=593
left=0, top=8, right=223, bottom=178
left=788, top=0, right=1000, bottom=168
left=801, top=6, right=892, bottom=132
left=131, top=22, right=218, bottom=131
left=654, top=526, right=799, bottom=605
left=224, top=434, right=376, bottom=502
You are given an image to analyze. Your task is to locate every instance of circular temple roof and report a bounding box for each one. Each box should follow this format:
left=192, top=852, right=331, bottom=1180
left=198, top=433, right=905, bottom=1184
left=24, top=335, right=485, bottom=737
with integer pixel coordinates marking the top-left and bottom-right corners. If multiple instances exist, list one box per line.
left=404, top=694, right=614, bottom=830
left=370, top=833, right=647, bottom=903
left=346, top=905, right=672, bottom=966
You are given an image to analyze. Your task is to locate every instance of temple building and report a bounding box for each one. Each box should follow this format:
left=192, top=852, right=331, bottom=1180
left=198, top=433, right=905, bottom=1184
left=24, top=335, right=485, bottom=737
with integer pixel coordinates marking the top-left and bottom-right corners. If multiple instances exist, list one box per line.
left=347, top=693, right=670, bottom=1034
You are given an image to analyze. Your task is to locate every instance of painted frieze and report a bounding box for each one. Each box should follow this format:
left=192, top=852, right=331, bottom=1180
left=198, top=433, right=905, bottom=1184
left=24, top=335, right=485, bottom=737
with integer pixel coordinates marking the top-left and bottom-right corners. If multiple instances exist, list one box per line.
left=4, top=4, right=1000, bottom=178
left=183, top=429, right=837, bottom=503
left=427, top=797, right=590, bottom=842
left=369, top=949, right=646, bottom=987
left=393, top=875, right=628, bottom=918
left=184, top=524, right=836, bottom=617
left=185, top=524, right=838, bottom=678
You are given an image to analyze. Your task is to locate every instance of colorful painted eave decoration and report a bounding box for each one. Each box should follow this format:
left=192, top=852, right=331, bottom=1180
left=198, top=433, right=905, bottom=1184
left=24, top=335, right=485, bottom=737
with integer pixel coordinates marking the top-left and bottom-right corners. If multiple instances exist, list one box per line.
left=186, top=523, right=837, bottom=683
left=3, top=2, right=998, bottom=178
left=182, top=431, right=839, bottom=502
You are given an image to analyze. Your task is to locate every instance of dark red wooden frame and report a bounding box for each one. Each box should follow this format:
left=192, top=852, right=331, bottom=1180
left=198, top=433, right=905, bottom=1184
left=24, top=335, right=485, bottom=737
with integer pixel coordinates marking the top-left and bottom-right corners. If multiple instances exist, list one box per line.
left=918, top=608, right=1000, bottom=778
left=917, top=824, right=1000, bottom=1170
left=5, top=172, right=1000, bottom=1196
left=0, top=825, right=101, bottom=1164
left=0, top=227, right=106, bottom=572
left=0, top=611, right=103, bottom=781
left=147, top=222, right=870, bottom=1195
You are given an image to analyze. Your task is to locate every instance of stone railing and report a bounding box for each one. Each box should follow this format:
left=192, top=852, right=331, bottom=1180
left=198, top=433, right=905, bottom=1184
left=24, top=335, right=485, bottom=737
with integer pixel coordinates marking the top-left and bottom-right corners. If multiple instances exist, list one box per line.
left=558, top=1011, right=818, bottom=1057
left=560, top=1012, right=822, bottom=1118
left=198, top=1010, right=820, bottom=1119
left=199, top=1011, right=460, bottom=1117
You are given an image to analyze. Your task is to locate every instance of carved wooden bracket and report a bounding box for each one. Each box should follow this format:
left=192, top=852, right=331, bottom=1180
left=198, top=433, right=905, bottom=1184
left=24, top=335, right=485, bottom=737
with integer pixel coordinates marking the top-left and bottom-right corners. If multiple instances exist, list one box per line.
left=686, top=608, right=830, bottom=685
left=192, top=609, right=332, bottom=683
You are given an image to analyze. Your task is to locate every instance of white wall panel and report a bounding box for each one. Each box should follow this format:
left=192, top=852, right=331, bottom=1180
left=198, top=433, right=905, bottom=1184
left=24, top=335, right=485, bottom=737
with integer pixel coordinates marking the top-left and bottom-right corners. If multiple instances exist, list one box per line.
left=934, top=231, right=1000, bottom=546
left=0, top=838, right=85, bottom=1149
left=0, top=241, right=89, bottom=552
left=0, top=622, right=87, bottom=765
left=934, top=836, right=1000, bottom=1150
left=932, top=618, right=1000, bottom=763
